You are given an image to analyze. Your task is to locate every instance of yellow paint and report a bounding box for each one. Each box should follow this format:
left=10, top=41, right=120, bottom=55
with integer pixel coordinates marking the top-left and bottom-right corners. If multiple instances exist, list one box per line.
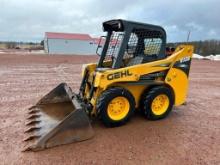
left=81, top=45, right=194, bottom=115
left=151, top=94, right=169, bottom=115
left=93, top=46, right=193, bottom=90
left=165, top=68, right=189, bottom=105
left=81, top=63, right=97, bottom=77
left=107, top=96, right=130, bottom=121
left=93, top=66, right=168, bottom=89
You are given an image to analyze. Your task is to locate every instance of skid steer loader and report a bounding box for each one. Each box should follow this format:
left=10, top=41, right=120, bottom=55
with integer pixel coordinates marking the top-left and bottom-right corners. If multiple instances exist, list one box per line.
left=24, top=19, right=194, bottom=151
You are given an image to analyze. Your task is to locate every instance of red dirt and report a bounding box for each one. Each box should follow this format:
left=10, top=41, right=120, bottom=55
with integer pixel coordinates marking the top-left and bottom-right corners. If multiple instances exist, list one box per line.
left=0, top=53, right=219, bottom=164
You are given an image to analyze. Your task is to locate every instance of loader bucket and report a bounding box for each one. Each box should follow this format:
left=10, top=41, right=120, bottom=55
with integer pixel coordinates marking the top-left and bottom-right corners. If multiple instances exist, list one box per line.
left=23, top=83, right=94, bottom=151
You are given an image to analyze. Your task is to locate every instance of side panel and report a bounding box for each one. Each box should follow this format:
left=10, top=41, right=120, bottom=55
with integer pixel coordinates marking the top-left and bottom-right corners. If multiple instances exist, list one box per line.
left=165, top=68, right=189, bottom=105
left=165, top=45, right=193, bottom=105
left=94, top=66, right=168, bottom=89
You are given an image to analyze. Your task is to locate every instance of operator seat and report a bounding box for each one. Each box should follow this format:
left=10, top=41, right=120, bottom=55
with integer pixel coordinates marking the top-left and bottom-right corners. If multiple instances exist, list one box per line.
left=126, top=54, right=160, bottom=67
left=126, top=56, right=144, bottom=67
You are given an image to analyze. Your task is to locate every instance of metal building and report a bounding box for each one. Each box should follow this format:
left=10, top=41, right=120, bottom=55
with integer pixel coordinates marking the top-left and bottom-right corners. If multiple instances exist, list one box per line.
left=44, top=32, right=98, bottom=55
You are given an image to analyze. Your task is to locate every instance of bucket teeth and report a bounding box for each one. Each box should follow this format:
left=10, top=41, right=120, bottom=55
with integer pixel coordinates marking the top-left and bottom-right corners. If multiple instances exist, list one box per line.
left=23, top=146, right=33, bottom=152
left=23, top=135, right=41, bottom=142
left=25, top=126, right=41, bottom=133
left=25, top=120, right=41, bottom=126
left=28, top=106, right=37, bottom=110
left=27, top=114, right=41, bottom=120
left=23, top=147, right=31, bottom=152
left=28, top=109, right=40, bottom=114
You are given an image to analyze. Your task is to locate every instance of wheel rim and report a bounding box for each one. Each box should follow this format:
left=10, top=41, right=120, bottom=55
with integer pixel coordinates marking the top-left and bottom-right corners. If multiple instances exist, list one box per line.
left=107, top=96, right=130, bottom=121
left=151, top=94, right=169, bottom=115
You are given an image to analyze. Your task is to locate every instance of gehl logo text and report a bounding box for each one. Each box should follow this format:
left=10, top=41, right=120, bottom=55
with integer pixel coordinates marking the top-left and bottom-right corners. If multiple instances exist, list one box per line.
left=107, top=70, right=133, bottom=80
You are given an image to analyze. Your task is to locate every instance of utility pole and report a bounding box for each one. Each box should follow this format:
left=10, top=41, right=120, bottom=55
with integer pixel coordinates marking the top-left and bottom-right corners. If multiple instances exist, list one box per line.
left=187, top=30, right=191, bottom=42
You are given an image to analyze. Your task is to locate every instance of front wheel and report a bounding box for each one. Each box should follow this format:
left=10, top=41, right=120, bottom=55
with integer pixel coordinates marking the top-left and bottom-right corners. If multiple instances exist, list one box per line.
left=142, top=86, right=174, bottom=120
left=96, top=87, right=135, bottom=127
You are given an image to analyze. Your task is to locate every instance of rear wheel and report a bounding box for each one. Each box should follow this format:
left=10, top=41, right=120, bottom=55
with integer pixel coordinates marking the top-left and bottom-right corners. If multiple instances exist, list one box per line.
left=96, top=87, right=135, bottom=127
left=142, top=86, right=174, bottom=120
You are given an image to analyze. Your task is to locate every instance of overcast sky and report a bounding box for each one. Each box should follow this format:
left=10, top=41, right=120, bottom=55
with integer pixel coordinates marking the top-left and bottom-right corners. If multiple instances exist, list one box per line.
left=0, top=0, right=219, bottom=42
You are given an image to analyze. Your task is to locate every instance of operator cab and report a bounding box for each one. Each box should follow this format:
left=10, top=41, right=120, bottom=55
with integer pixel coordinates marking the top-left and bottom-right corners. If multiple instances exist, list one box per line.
left=97, top=19, right=166, bottom=69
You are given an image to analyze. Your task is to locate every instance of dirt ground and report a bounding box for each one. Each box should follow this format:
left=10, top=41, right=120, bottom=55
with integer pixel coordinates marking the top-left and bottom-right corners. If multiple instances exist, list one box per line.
left=0, top=53, right=219, bottom=165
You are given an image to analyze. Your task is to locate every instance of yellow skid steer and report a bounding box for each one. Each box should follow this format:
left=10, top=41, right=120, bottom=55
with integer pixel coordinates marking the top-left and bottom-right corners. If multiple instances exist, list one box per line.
left=24, top=19, right=194, bottom=151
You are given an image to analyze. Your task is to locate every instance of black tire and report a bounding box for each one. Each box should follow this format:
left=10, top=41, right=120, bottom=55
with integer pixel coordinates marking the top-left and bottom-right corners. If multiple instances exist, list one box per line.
left=142, top=86, right=174, bottom=120
left=96, top=87, right=135, bottom=127
left=139, top=86, right=155, bottom=115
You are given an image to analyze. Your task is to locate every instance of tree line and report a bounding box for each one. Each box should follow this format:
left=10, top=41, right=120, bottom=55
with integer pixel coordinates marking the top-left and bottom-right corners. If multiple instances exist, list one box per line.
left=167, top=40, right=220, bottom=56
left=1, top=39, right=220, bottom=56
left=0, top=41, right=42, bottom=49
